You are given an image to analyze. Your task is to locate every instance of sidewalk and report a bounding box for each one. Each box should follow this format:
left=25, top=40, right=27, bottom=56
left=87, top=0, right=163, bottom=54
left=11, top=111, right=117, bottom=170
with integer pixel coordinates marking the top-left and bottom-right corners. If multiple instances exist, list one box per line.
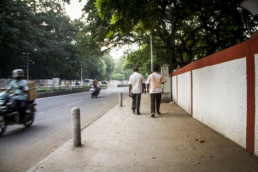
left=28, top=94, right=258, bottom=172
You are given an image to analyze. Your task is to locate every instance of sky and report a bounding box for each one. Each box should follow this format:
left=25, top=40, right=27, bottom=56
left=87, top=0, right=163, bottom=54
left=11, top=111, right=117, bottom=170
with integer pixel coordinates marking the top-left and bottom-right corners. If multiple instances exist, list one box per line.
left=64, top=0, right=86, bottom=20
left=64, top=0, right=135, bottom=59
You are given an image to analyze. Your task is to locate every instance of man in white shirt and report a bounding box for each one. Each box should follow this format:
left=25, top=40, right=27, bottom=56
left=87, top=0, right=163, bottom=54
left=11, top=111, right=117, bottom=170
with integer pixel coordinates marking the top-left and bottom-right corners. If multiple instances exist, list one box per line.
left=147, top=65, right=164, bottom=118
left=129, top=67, right=145, bottom=115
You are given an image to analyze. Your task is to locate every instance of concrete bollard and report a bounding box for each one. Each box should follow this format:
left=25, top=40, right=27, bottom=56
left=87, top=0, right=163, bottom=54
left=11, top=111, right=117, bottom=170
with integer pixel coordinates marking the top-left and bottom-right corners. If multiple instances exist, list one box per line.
left=71, top=107, right=81, bottom=147
left=119, top=92, right=123, bottom=107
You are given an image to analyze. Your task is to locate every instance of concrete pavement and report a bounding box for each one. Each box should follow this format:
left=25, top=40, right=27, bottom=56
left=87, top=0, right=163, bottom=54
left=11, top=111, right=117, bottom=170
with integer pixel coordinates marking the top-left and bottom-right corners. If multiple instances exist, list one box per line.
left=28, top=94, right=258, bottom=172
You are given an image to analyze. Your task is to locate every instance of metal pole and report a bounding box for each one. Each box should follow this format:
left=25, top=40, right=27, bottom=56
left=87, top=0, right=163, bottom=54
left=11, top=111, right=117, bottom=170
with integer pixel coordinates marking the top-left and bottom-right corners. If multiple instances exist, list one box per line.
left=150, top=35, right=153, bottom=72
left=27, top=54, right=29, bottom=80
left=81, top=67, right=83, bottom=85
left=119, top=92, right=123, bottom=107
left=71, top=107, right=81, bottom=147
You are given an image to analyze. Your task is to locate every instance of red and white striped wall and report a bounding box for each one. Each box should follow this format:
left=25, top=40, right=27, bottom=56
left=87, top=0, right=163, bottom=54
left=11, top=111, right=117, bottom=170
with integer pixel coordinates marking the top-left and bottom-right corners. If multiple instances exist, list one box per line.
left=172, top=36, right=258, bottom=155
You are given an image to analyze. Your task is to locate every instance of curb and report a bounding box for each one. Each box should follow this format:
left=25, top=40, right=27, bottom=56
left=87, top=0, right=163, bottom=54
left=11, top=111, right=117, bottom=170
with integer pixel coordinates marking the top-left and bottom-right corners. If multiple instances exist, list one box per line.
left=37, top=88, right=90, bottom=98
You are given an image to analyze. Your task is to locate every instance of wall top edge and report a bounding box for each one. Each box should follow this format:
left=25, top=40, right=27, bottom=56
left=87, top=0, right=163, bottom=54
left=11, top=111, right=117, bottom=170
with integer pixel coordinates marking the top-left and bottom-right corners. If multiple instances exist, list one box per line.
left=172, top=36, right=258, bottom=76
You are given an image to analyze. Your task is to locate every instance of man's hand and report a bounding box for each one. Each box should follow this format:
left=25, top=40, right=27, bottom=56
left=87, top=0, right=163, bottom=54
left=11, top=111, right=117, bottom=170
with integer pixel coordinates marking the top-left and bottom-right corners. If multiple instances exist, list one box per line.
left=19, top=85, right=24, bottom=90
left=146, top=84, right=150, bottom=94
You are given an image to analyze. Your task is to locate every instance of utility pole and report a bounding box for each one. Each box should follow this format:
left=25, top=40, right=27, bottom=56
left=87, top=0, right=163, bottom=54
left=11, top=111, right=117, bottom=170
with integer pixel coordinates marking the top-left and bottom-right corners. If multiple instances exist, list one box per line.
left=81, top=67, right=83, bottom=84
left=150, top=35, right=153, bottom=72
left=27, top=53, right=29, bottom=80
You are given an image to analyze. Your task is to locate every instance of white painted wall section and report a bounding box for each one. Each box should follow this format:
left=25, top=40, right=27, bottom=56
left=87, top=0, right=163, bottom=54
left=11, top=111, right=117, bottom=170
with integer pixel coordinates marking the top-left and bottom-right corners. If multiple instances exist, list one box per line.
left=192, top=58, right=247, bottom=147
left=178, top=72, right=191, bottom=114
left=255, top=54, right=258, bottom=156
left=172, top=76, right=177, bottom=102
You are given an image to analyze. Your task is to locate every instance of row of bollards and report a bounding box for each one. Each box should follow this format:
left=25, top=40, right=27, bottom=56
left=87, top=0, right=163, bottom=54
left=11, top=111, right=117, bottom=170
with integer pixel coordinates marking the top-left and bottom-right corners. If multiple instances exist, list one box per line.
left=71, top=92, right=123, bottom=147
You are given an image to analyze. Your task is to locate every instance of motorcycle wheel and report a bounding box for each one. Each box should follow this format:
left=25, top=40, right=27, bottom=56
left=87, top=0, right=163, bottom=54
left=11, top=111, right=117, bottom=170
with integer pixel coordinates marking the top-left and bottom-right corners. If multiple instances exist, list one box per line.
left=0, top=119, right=6, bottom=136
left=91, top=94, right=94, bottom=98
left=24, top=116, right=34, bottom=128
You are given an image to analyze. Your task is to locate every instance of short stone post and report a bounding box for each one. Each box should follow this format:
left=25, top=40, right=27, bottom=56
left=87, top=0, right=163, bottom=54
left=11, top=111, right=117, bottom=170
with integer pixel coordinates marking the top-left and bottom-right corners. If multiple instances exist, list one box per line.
left=119, top=92, right=123, bottom=107
left=161, top=64, right=170, bottom=102
left=71, top=107, right=81, bottom=147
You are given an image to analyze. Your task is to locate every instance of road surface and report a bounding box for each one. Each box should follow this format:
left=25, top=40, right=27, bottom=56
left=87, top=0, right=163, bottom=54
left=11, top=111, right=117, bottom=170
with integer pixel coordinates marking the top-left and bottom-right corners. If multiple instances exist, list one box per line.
left=0, top=86, right=128, bottom=172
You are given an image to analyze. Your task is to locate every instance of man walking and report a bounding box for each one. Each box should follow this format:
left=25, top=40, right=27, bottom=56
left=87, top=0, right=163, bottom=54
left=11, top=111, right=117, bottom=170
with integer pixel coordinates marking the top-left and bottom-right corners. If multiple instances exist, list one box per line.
left=129, top=67, right=145, bottom=115
left=147, top=65, right=164, bottom=118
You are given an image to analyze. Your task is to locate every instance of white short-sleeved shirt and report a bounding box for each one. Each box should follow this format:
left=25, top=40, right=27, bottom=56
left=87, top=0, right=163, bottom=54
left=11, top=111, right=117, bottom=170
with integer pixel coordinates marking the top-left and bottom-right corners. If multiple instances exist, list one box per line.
left=7, top=80, right=29, bottom=100
left=129, top=72, right=145, bottom=94
left=147, top=72, right=164, bottom=94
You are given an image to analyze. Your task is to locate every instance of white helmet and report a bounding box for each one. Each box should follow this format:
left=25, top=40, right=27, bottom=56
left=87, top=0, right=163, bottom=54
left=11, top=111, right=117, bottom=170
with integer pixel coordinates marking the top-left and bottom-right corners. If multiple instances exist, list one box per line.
left=12, top=69, right=24, bottom=79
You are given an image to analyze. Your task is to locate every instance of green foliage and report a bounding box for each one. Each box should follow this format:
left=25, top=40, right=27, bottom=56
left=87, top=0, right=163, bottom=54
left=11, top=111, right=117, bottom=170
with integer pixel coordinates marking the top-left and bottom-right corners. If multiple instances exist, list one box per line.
left=117, top=84, right=129, bottom=87
left=84, top=0, right=257, bottom=71
left=112, top=57, right=131, bottom=81
left=0, top=0, right=80, bottom=79
left=0, top=0, right=115, bottom=80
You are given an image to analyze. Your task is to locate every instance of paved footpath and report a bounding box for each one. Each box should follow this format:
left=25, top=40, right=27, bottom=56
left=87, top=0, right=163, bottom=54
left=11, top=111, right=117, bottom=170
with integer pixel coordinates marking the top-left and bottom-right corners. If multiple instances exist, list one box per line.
left=28, top=94, right=258, bottom=172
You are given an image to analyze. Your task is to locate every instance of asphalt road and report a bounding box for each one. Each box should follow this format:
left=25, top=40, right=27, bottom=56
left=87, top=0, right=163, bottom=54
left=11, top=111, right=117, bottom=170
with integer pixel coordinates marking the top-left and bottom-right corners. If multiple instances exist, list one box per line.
left=0, top=86, right=128, bottom=172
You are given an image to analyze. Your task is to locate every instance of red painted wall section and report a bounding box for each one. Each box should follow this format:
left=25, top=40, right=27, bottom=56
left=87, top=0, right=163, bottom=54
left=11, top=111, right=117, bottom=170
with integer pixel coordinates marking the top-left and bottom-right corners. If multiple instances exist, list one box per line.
left=172, top=37, right=258, bottom=76
left=245, top=38, right=258, bottom=153
left=191, top=71, right=193, bottom=117
left=171, top=37, right=258, bottom=153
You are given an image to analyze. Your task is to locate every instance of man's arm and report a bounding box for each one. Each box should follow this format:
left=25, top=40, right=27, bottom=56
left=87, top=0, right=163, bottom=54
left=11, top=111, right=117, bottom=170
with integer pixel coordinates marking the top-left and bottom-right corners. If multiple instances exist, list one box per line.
left=161, top=76, right=165, bottom=84
left=129, top=84, right=132, bottom=97
left=147, top=84, right=150, bottom=93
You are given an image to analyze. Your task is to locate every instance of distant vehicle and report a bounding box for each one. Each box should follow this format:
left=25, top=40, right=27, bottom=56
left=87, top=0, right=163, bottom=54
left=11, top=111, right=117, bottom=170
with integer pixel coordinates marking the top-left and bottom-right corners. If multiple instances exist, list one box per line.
left=101, top=81, right=108, bottom=88
left=83, top=79, right=94, bottom=86
left=90, top=85, right=101, bottom=98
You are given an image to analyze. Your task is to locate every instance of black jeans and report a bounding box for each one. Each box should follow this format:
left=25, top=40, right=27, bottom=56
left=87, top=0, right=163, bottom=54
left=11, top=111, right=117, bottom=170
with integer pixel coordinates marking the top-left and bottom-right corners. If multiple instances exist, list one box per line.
left=131, top=93, right=141, bottom=113
left=150, top=93, right=162, bottom=114
left=15, top=100, right=26, bottom=120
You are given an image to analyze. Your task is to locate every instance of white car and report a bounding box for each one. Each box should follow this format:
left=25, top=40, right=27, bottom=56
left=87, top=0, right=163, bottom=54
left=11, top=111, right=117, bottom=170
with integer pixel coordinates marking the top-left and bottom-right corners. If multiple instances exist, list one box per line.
left=83, top=79, right=94, bottom=86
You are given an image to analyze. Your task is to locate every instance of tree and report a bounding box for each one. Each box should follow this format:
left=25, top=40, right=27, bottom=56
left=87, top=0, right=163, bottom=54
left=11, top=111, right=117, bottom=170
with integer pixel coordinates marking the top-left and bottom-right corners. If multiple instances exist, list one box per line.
left=84, top=0, right=257, bottom=70
left=112, top=57, right=131, bottom=81
left=0, top=0, right=81, bottom=79
left=103, top=54, right=114, bottom=80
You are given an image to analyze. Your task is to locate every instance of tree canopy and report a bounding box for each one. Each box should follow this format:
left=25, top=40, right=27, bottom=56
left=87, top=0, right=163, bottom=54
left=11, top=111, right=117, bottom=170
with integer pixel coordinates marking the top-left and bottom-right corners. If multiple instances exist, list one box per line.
left=84, top=0, right=257, bottom=71
left=0, top=0, right=115, bottom=80
left=1, top=0, right=257, bottom=81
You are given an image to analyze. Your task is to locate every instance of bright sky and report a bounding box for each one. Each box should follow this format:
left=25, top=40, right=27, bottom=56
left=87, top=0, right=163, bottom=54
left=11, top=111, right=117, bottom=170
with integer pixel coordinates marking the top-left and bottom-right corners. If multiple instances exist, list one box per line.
left=65, top=0, right=138, bottom=59
left=64, top=0, right=86, bottom=20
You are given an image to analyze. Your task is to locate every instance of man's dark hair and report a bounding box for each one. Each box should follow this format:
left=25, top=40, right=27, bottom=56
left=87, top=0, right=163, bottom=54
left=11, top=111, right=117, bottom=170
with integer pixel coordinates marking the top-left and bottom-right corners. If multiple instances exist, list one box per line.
left=153, top=65, right=159, bottom=72
left=133, top=67, right=138, bottom=72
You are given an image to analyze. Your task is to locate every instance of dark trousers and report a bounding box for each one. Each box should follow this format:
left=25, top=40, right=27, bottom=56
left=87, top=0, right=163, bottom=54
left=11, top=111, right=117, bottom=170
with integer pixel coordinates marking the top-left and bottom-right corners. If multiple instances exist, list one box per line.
left=15, top=100, right=26, bottom=120
left=131, top=93, right=141, bottom=113
left=150, top=93, right=162, bottom=113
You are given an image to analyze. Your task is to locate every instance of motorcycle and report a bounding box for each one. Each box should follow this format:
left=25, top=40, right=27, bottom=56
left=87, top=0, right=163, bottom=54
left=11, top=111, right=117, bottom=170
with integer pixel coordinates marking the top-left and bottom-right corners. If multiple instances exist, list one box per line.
left=90, top=85, right=100, bottom=98
left=0, top=92, right=36, bottom=136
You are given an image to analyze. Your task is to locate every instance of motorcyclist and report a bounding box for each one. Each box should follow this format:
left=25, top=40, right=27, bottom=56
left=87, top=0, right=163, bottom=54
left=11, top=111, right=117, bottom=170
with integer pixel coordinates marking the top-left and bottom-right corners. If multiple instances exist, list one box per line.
left=92, top=79, right=100, bottom=94
left=5, top=69, right=29, bottom=121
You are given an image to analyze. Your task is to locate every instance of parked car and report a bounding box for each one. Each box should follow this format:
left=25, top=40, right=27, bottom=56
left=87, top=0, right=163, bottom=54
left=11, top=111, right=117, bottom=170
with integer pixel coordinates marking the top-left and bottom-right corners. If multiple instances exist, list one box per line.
left=101, top=81, right=108, bottom=88
left=83, top=79, right=94, bottom=86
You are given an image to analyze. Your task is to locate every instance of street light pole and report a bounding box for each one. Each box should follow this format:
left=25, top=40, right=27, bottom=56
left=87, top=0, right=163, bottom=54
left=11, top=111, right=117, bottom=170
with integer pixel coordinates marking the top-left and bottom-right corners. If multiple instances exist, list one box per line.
left=150, top=35, right=153, bottom=72
left=27, top=53, right=29, bottom=80
left=81, top=67, right=83, bottom=84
